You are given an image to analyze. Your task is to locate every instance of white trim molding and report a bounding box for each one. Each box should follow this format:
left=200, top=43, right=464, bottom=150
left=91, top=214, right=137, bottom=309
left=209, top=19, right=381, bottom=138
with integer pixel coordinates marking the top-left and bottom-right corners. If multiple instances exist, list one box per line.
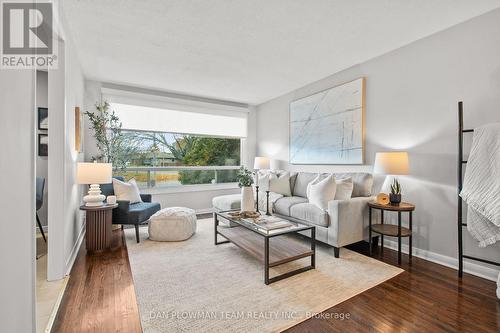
left=383, top=240, right=500, bottom=282
left=65, top=224, right=85, bottom=276
left=196, top=208, right=215, bottom=215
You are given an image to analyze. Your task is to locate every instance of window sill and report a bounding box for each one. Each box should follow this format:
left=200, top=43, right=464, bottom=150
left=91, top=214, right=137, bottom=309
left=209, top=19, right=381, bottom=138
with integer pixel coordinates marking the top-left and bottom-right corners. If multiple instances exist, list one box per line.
left=141, top=183, right=240, bottom=195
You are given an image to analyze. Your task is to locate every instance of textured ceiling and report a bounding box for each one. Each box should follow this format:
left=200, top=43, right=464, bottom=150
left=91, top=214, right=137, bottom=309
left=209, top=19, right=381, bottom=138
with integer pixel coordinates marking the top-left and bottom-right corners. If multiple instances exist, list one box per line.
left=62, top=0, right=500, bottom=104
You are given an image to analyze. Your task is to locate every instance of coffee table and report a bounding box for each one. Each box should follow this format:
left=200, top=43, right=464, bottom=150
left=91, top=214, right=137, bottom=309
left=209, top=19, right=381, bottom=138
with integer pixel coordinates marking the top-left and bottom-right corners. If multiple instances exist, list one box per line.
left=214, top=210, right=315, bottom=284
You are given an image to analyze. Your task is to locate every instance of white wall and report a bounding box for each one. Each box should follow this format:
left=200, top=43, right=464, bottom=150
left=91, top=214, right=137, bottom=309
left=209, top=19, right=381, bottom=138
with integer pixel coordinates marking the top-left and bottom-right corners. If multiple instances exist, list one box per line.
left=36, top=70, right=49, bottom=228
left=0, top=71, right=36, bottom=332
left=48, top=33, right=86, bottom=280
left=256, top=9, right=500, bottom=279
left=83, top=80, right=103, bottom=163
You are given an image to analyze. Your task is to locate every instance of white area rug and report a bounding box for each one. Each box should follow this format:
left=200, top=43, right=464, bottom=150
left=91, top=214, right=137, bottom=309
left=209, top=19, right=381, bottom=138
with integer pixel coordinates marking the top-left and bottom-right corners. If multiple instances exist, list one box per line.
left=125, top=219, right=403, bottom=333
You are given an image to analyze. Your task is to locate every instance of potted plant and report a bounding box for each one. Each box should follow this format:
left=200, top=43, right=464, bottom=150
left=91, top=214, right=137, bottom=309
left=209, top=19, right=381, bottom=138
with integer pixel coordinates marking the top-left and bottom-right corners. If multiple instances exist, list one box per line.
left=390, top=178, right=402, bottom=205
left=236, top=166, right=255, bottom=212
left=84, top=101, right=139, bottom=170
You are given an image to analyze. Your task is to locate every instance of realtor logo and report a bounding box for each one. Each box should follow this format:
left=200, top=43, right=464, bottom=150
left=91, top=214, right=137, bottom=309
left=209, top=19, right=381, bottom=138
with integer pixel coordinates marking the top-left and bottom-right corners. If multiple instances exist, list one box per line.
left=1, top=0, right=57, bottom=69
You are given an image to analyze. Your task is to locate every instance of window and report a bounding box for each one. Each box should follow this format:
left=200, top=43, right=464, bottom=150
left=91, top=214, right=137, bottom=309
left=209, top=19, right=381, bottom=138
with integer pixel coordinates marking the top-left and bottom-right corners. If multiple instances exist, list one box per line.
left=102, top=93, right=248, bottom=189
left=112, top=130, right=241, bottom=188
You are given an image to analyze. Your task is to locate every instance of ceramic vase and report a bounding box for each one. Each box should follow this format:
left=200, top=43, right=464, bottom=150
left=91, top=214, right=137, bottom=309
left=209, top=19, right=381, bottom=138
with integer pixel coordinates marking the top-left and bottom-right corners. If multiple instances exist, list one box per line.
left=241, top=186, right=255, bottom=212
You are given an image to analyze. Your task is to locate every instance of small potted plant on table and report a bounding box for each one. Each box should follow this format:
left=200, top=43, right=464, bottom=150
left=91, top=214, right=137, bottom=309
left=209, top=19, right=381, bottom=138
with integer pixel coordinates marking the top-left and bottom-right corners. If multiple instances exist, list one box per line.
left=390, top=178, right=402, bottom=205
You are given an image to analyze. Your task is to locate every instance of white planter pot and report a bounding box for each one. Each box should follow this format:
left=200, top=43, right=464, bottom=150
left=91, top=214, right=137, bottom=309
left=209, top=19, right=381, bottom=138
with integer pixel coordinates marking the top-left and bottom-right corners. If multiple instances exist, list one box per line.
left=241, top=186, right=255, bottom=212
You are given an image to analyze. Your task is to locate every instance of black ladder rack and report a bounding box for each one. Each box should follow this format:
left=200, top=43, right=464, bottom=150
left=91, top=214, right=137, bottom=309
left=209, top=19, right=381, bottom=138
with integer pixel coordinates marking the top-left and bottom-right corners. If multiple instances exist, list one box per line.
left=457, top=101, right=500, bottom=277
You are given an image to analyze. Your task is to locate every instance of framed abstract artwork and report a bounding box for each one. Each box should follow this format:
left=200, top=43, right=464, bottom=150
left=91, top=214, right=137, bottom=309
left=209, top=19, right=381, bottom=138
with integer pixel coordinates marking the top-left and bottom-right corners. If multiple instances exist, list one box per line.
left=289, top=77, right=365, bottom=164
left=38, top=107, right=48, bottom=130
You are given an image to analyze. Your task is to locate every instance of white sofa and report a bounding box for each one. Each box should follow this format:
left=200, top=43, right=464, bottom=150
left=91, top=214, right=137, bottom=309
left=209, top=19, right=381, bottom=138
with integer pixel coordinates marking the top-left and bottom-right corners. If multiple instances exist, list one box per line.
left=212, top=171, right=375, bottom=257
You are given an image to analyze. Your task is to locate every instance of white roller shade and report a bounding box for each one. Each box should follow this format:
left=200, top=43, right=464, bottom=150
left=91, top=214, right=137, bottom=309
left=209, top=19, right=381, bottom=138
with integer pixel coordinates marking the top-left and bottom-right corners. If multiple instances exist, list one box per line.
left=103, top=88, right=248, bottom=138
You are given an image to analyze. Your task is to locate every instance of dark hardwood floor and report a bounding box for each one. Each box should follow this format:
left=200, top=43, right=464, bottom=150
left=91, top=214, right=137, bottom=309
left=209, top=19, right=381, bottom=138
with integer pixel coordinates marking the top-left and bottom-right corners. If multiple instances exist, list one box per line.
left=52, top=228, right=142, bottom=333
left=287, top=242, right=500, bottom=333
left=53, top=222, right=499, bottom=333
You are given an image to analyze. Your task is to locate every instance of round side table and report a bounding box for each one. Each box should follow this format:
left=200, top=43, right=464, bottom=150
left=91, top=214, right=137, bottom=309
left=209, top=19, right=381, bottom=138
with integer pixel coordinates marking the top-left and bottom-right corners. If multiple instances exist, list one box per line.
left=368, top=201, right=415, bottom=265
left=80, top=203, right=118, bottom=254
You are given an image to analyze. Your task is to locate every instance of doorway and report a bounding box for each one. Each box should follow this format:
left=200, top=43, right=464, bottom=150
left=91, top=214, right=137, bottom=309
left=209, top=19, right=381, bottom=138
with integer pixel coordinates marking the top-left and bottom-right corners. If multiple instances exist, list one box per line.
left=35, top=68, right=68, bottom=333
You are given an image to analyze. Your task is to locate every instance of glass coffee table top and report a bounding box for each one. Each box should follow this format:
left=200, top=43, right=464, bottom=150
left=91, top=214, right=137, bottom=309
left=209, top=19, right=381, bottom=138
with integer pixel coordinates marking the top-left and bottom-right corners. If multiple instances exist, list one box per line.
left=217, top=210, right=311, bottom=237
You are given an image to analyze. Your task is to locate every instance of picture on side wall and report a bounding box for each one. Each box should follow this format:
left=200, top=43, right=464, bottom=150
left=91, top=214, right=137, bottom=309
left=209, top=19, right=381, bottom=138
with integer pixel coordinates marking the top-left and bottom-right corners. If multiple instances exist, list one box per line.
left=38, top=107, right=48, bottom=130
left=38, top=134, right=48, bottom=157
left=289, top=77, right=365, bottom=164
left=75, top=106, right=82, bottom=152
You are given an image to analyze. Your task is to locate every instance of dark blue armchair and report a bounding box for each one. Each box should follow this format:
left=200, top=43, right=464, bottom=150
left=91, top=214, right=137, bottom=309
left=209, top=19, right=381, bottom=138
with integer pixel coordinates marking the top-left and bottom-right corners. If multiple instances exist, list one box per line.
left=101, top=177, right=161, bottom=243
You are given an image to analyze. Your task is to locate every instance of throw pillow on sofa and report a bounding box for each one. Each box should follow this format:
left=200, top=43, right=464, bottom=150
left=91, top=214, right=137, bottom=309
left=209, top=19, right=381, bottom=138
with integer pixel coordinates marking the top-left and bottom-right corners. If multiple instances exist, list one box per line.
left=112, top=178, right=143, bottom=203
left=269, top=172, right=292, bottom=196
left=254, top=172, right=270, bottom=200
left=255, top=171, right=270, bottom=191
left=307, top=174, right=336, bottom=210
left=334, top=177, right=354, bottom=200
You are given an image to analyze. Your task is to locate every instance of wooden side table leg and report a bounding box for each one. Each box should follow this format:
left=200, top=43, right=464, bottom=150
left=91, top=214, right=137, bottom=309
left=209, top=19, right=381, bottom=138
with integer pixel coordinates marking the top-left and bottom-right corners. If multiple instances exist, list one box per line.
left=368, top=207, right=372, bottom=256
left=398, top=211, right=402, bottom=265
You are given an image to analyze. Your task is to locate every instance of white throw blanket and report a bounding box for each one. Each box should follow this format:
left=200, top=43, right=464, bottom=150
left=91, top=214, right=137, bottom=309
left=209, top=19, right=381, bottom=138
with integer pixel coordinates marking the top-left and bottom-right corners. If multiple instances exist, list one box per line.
left=459, top=123, right=500, bottom=298
left=460, top=123, right=500, bottom=247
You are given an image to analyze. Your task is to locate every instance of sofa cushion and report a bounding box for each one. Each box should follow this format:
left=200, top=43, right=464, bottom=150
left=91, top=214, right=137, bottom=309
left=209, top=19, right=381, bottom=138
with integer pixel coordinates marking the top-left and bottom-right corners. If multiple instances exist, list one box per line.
left=289, top=172, right=298, bottom=194
left=306, top=174, right=337, bottom=210
left=292, top=172, right=320, bottom=197
left=333, top=172, right=373, bottom=197
left=290, top=203, right=329, bottom=227
left=212, top=194, right=241, bottom=211
left=293, top=172, right=373, bottom=198
left=255, top=171, right=270, bottom=190
left=269, top=172, right=292, bottom=196
left=256, top=191, right=283, bottom=214
left=334, top=177, right=354, bottom=200
left=128, top=202, right=161, bottom=224
left=273, top=196, right=308, bottom=216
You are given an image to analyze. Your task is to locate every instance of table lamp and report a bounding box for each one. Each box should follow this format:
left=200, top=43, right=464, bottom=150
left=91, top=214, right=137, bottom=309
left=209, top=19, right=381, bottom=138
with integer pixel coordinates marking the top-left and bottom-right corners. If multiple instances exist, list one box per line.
left=373, top=152, right=409, bottom=205
left=77, top=162, right=112, bottom=206
left=253, top=157, right=270, bottom=211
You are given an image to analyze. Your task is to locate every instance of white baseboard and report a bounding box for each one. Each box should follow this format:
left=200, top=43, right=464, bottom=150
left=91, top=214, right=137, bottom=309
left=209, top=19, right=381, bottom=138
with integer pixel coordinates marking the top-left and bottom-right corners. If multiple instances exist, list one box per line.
left=382, top=239, right=499, bottom=282
left=65, top=224, right=85, bottom=276
left=196, top=208, right=214, bottom=214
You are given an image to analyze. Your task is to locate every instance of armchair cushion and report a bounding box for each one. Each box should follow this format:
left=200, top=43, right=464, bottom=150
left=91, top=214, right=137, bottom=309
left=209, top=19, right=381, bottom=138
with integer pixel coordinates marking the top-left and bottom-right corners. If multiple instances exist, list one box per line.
left=112, top=178, right=143, bottom=203
left=140, top=194, right=152, bottom=203
left=101, top=176, right=124, bottom=197
left=127, top=202, right=161, bottom=224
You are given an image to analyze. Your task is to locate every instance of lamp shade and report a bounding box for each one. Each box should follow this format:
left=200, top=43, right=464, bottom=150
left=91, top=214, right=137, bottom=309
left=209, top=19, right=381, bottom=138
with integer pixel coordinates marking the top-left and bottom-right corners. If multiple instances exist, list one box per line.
left=373, top=152, right=409, bottom=175
left=77, top=162, right=112, bottom=184
left=253, top=156, right=270, bottom=170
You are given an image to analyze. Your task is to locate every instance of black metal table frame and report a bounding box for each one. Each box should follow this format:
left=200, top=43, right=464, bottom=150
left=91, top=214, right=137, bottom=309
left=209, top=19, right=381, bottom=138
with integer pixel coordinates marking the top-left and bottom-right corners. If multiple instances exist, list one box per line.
left=368, top=206, right=413, bottom=265
left=214, top=211, right=316, bottom=285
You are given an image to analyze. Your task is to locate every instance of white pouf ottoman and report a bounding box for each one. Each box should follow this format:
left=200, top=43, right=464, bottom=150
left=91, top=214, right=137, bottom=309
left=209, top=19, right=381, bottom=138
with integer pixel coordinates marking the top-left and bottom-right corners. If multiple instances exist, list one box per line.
left=148, top=207, right=197, bottom=241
